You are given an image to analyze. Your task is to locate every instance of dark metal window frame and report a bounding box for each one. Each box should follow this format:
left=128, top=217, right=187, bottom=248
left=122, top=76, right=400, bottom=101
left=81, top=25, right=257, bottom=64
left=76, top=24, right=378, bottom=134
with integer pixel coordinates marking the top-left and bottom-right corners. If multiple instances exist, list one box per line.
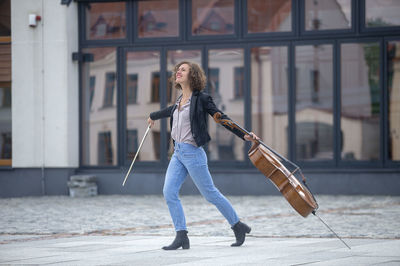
left=203, top=43, right=249, bottom=168
left=383, top=36, right=400, bottom=167
left=337, top=38, right=383, bottom=168
left=299, top=0, right=356, bottom=36
left=187, top=0, right=241, bottom=42
left=360, top=0, right=400, bottom=34
left=243, top=0, right=297, bottom=39
left=77, top=0, right=400, bottom=170
left=133, top=0, right=184, bottom=44
left=79, top=0, right=133, bottom=46
left=292, top=39, right=336, bottom=168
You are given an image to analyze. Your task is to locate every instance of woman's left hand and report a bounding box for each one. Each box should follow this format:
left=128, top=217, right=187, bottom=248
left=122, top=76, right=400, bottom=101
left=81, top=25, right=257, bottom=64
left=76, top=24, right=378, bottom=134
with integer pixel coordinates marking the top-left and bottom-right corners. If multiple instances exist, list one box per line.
left=244, top=132, right=260, bottom=142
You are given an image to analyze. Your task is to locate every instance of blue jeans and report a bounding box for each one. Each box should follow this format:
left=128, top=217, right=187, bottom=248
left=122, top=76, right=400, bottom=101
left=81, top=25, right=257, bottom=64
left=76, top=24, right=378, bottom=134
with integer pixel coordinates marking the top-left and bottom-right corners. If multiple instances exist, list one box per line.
left=163, top=142, right=240, bottom=231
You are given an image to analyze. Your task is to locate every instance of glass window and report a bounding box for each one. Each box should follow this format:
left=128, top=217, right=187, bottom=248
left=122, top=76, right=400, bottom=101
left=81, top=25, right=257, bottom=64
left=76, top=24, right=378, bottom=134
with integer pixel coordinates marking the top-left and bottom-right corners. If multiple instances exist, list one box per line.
left=98, top=131, right=113, bottom=165
left=138, top=0, right=179, bottom=38
left=103, top=72, right=116, bottom=107
left=81, top=47, right=117, bottom=166
left=85, top=2, right=126, bottom=40
left=295, top=44, right=334, bottom=161
left=126, top=51, right=160, bottom=161
left=341, top=42, right=380, bottom=161
left=89, top=76, right=96, bottom=108
left=366, top=0, right=400, bottom=27
left=305, top=0, right=351, bottom=31
left=208, top=48, right=244, bottom=161
left=126, top=129, right=139, bottom=161
left=0, top=0, right=11, bottom=166
left=208, top=68, right=220, bottom=96
left=247, top=0, right=292, bottom=33
left=0, top=83, right=11, bottom=165
left=251, top=46, right=288, bottom=157
left=0, top=0, right=11, bottom=36
left=127, top=74, right=138, bottom=104
left=151, top=72, right=161, bottom=103
left=192, top=0, right=235, bottom=36
left=387, top=41, right=400, bottom=161
left=234, top=67, right=244, bottom=99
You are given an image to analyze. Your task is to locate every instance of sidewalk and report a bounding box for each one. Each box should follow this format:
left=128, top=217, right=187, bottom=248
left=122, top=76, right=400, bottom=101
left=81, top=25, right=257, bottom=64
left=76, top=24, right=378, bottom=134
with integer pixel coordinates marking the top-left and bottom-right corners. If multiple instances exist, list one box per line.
left=0, top=195, right=399, bottom=265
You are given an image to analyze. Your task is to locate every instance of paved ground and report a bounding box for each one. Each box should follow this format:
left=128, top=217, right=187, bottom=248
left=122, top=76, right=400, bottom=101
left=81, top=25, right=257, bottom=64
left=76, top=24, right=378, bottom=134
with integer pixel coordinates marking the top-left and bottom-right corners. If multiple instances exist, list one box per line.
left=0, top=195, right=399, bottom=265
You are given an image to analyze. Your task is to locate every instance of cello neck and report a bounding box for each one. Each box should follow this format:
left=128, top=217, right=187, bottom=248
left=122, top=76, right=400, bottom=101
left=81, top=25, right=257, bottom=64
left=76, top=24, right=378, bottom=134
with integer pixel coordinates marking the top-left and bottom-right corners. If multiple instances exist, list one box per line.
left=213, top=112, right=301, bottom=171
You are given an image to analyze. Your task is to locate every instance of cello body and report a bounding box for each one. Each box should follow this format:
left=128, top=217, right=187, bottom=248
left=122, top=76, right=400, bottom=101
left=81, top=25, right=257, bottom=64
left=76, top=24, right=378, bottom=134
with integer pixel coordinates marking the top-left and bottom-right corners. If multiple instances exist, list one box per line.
left=213, top=112, right=318, bottom=218
left=248, top=142, right=318, bottom=217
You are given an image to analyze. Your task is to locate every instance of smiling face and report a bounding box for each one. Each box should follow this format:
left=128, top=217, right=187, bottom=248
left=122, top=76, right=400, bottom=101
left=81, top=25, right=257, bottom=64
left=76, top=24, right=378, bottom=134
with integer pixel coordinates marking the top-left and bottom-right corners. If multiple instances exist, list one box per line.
left=175, top=63, right=190, bottom=86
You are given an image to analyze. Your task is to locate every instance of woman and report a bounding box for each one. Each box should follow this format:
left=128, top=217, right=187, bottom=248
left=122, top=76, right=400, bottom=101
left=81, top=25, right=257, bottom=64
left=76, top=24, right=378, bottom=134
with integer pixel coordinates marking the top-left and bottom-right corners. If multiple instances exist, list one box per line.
left=148, top=61, right=259, bottom=250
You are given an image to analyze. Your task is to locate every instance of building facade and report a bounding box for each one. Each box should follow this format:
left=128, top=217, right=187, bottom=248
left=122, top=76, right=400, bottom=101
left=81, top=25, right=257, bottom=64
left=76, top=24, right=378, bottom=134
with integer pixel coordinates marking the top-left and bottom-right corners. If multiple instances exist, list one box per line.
left=1, top=0, right=399, bottom=197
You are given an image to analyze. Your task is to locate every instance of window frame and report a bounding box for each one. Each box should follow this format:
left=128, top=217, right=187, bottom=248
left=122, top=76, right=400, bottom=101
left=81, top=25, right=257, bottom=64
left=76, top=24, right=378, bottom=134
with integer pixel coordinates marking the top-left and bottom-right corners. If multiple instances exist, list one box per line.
left=360, top=0, right=400, bottom=34
left=122, top=46, right=166, bottom=167
left=204, top=43, right=249, bottom=167
left=243, top=0, right=297, bottom=39
left=292, top=40, right=336, bottom=168
left=337, top=38, right=384, bottom=168
left=300, top=0, right=356, bottom=37
left=76, top=0, right=400, bottom=171
left=133, top=0, right=184, bottom=44
left=79, top=0, right=132, bottom=47
left=187, top=0, right=240, bottom=42
left=0, top=81, right=12, bottom=167
left=384, top=36, right=400, bottom=167
left=248, top=42, right=291, bottom=164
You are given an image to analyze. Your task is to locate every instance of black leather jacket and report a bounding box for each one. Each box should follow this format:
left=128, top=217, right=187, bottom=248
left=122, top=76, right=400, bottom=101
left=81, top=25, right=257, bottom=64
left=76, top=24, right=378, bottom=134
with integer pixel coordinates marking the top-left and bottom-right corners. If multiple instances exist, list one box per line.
left=150, top=91, right=241, bottom=147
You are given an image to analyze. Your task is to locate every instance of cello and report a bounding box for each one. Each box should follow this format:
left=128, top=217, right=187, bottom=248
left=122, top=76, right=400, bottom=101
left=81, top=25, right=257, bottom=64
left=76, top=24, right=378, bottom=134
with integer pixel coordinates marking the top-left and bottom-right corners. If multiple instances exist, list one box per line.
left=213, top=112, right=351, bottom=249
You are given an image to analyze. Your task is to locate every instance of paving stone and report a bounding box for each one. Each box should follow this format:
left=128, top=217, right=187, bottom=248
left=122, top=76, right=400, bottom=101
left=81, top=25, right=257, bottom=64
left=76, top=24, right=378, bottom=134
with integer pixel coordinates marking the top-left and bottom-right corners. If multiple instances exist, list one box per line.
left=0, top=195, right=399, bottom=265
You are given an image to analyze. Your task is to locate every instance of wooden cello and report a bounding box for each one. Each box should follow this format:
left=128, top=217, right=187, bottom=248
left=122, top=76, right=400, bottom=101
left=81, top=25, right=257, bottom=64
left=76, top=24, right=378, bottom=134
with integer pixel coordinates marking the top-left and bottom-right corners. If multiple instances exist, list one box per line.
left=213, top=112, right=350, bottom=248
left=213, top=112, right=318, bottom=217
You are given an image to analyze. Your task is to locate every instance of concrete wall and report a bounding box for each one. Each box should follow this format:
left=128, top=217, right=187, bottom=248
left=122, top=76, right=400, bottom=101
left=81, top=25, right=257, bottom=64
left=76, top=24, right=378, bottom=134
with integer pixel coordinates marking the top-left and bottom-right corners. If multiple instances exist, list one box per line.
left=11, top=0, right=79, bottom=168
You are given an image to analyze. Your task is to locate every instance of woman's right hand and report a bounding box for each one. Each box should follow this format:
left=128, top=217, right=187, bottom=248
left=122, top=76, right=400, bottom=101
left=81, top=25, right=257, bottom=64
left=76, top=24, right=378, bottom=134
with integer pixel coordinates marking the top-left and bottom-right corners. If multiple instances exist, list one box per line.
left=147, top=117, right=155, bottom=128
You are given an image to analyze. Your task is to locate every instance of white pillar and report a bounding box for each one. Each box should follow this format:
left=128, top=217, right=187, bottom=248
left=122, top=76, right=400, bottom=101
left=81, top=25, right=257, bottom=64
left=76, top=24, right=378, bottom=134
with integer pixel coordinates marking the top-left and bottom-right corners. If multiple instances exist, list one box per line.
left=12, top=0, right=79, bottom=168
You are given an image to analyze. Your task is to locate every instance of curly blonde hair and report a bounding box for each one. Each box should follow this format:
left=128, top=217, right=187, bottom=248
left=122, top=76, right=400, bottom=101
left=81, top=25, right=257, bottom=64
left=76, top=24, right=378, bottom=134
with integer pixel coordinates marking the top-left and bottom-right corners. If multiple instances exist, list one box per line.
left=171, top=61, right=207, bottom=91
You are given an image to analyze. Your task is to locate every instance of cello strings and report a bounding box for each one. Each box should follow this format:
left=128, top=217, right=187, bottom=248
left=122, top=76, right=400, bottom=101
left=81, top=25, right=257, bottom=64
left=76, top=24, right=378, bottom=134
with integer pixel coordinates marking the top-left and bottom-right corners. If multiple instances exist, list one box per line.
left=313, top=212, right=351, bottom=250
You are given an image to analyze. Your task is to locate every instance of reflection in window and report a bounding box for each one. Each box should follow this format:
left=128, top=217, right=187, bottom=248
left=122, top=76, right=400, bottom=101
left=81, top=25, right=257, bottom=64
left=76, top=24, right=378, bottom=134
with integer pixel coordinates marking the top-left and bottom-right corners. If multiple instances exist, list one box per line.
left=305, top=0, right=351, bottom=31
left=85, top=2, right=126, bottom=40
left=89, top=76, right=95, bottom=108
left=0, top=13, right=11, bottom=165
left=138, top=0, right=179, bottom=38
left=247, top=0, right=291, bottom=33
left=126, top=51, right=160, bottom=162
left=0, top=0, right=11, bottom=36
left=151, top=72, right=160, bottom=103
left=295, top=45, right=333, bottom=161
left=127, top=74, right=138, bottom=104
left=0, top=85, right=11, bottom=163
left=82, top=48, right=117, bottom=166
left=126, top=129, right=138, bottom=161
left=98, top=132, right=113, bottom=165
left=166, top=49, right=202, bottom=155
left=208, top=49, right=244, bottom=161
left=208, top=68, right=220, bottom=96
left=192, top=0, right=234, bottom=36
left=387, top=41, right=400, bottom=161
left=341, top=42, right=380, bottom=161
left=251, top=46, right=288, bottom=157
left=103, top=72, right=116, bottom=107
left=366, top=0, right=400, bottom=27
left=234, top=67, right=244, bottom=99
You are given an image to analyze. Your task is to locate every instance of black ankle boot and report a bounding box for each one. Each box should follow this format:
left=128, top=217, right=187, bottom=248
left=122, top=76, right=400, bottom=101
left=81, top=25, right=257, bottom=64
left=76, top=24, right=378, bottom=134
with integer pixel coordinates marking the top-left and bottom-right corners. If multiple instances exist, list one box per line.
left=231, top=221, right=251, bottom=247
left=162, top=230, right=190, bottom=250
